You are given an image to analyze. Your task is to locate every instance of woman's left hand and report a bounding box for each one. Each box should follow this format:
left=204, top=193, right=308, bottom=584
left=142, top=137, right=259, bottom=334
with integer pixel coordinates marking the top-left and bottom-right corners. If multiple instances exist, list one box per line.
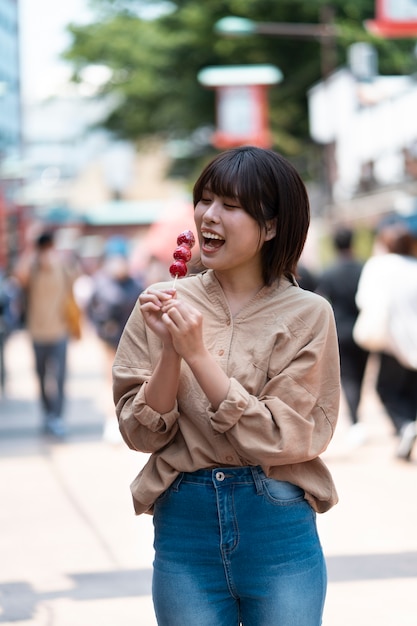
left=160, top=298, right=205, bottom=362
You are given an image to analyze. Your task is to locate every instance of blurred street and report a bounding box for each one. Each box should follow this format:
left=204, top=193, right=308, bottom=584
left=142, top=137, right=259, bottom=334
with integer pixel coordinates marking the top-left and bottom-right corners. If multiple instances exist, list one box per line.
left=0, top=325, right=416, bottom=626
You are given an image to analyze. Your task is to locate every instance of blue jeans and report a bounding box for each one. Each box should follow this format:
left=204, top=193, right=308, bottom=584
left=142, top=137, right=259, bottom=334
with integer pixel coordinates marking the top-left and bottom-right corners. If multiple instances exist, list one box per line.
left=152, top=466, right=327, bottom=626
left=33, top=338, right=68, bottom=420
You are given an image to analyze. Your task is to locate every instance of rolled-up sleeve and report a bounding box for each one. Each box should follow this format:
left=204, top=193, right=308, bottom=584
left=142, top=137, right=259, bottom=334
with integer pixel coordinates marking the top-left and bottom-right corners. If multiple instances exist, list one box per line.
left=113, top=306, right=180, bottom=452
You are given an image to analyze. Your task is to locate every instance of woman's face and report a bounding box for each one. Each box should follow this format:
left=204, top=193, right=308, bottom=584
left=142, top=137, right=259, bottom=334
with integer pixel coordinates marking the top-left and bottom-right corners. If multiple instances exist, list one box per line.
left=37, top=246, right=55, bottom=268
left=194, top=189, right=275, bottom=277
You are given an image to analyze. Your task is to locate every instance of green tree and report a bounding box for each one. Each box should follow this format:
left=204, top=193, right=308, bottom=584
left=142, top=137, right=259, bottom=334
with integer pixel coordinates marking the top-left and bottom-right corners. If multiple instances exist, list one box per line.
left=64, top=0, right=417, bottom=169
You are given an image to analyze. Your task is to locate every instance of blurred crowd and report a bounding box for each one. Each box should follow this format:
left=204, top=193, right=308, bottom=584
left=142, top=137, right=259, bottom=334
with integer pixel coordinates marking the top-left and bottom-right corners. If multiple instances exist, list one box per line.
left=1, top=215, right=417, bottom=459
left=0, top=230, right=148, bottom=441
left=299, top=218, right=417, bottom=462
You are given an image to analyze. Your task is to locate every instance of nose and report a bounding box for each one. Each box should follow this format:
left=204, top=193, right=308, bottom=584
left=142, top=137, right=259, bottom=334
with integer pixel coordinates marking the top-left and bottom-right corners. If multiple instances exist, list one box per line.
left=202, top=198, right=221, bottom=223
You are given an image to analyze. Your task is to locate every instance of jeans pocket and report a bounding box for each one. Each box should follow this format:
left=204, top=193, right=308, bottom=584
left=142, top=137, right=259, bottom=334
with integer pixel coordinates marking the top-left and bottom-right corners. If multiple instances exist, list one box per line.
left=154, top=473, right=184, bottom=508
left=261, top=477, right=305, bottom=505
left=154, top=488, right=171, bottom=508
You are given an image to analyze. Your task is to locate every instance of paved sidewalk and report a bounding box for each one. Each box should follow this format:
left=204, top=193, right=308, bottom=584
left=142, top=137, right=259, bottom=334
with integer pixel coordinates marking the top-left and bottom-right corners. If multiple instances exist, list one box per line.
left=0, top=329, right=416, bottom=625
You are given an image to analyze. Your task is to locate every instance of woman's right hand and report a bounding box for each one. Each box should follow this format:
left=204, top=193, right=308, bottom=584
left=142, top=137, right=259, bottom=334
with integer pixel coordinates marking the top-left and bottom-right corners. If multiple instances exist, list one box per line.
left=139, top=288, right=177, bottom=346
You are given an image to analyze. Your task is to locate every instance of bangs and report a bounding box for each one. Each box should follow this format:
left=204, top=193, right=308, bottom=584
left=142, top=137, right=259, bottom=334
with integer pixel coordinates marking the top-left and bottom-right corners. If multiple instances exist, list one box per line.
left=193, top=151, right=260, bottom=214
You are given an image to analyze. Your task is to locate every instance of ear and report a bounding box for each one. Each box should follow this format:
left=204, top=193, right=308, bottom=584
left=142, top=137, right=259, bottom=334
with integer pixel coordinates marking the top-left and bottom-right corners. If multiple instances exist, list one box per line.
left=265, top=218, right=277, bottom=241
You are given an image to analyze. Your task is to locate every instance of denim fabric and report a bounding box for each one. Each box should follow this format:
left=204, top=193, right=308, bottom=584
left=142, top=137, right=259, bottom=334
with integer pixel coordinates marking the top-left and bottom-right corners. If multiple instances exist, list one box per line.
left=33, top=338, right=68, bottom=419
left=152, top=466, right=327, bottom=626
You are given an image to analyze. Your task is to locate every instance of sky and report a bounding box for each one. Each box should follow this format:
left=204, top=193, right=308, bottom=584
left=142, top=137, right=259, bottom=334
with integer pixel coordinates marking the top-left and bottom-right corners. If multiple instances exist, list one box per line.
left=18, top=0, right=91, bottom=102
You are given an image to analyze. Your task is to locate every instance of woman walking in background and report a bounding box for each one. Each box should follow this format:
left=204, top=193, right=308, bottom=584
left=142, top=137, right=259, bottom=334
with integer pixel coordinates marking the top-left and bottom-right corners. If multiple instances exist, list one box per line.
left=355, top=222, right=417, bottom=461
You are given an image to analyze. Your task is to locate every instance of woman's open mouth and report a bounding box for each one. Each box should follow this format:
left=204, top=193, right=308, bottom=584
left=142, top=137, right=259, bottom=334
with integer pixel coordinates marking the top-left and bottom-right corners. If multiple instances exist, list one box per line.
left=201, top=231, right=225, bottom=251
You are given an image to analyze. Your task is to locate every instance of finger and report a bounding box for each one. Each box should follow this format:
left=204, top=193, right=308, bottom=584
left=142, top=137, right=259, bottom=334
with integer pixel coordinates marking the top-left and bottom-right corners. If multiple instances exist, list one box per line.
left=162, top=306, right=182, bottom=323
left=149, top=288, right=176, bottom=298
left=161, top=299, right=181, bottom=314
left=161, top=311, right=180, bottom=333
left=140, top=290, right=173, bottom=309
left=163, top=309, right=193, bottom=336
left=140, top=301, right=163, bottom=313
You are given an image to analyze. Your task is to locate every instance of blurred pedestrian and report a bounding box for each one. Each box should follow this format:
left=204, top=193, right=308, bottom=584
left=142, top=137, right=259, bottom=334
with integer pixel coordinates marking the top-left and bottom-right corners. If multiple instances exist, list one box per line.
left=355, top=222, right=417, bottom=460
left=87, top=249, right=143, bottom=442
left=113, top=146, right=340, bottom=626
left=296, top=261, right=318, bottom=292
left=316, top=227, right=369, bottom=447
left=0, top=270, right=21, bottom=395
left=13, top=230, right=79, bottom=438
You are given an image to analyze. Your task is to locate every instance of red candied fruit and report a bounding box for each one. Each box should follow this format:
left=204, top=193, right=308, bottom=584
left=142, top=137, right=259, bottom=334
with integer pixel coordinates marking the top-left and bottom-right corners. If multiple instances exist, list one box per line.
left=173, top=245, right=192, bottom=262
left=169, top=259, right=188, bottom=278
left=177, top=230, right=195, bottom=249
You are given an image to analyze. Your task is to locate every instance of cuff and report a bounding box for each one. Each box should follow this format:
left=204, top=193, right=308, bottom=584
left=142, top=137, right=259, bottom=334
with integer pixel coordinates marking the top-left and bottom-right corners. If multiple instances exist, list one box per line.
left=209, top=378, right=249, bottom=433
left=132, top=383, right=179, bottom=433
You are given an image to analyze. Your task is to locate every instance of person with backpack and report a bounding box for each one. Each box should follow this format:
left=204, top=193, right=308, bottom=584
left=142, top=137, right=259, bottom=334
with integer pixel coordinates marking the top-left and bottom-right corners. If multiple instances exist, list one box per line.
left=14, top=230, right=78, bottom=438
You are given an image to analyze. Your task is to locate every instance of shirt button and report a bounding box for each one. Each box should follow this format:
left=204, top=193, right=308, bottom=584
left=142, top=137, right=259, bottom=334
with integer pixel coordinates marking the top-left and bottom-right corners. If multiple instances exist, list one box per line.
left=218, top=349, right=224, bottom=356
left=226, top=456, right=233, bottom=462
left=215, top=471, right=225, bottom=481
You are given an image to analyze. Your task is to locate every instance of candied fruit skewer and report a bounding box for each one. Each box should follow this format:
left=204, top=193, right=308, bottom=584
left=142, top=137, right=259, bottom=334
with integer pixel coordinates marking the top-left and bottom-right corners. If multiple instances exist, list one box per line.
left=169, top=230, right=195, bottom=286
left=169, top=259, right=189, bottom=276
left=177, top=230, right=195, bottom=249
left=173, top=245, right=192, bottom=262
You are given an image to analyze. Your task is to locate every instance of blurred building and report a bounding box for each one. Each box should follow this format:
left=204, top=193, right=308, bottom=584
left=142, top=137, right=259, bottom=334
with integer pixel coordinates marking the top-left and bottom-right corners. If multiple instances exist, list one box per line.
left=19, top=89, right=122, bottom=211
left=13, top=54, right=189, bottom=268
left=17, top=89, right=189, bottom=265
left=0, top=0, right=22, bottom=270
left=308, top=45, right=417, bottom=225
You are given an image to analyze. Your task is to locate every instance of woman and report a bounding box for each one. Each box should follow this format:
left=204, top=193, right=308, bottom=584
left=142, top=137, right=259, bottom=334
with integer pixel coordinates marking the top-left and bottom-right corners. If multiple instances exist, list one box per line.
left=355, top=222, right=417, bottom=460
left=113, top=146, right=340, bottom=625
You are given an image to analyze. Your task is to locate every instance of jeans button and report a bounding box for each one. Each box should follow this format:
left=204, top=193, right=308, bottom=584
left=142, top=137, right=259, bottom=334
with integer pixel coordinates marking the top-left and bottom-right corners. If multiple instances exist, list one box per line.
left=215, top=471, right=225, bottom=481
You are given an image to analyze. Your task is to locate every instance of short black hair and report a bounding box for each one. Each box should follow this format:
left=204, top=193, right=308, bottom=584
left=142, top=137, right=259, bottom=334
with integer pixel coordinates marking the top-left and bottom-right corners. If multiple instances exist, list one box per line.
left=193, top=146, right=310, bottom=285
left=36, top=231, right=54, bottom=249
left=333, top=227, right=353, bottom=251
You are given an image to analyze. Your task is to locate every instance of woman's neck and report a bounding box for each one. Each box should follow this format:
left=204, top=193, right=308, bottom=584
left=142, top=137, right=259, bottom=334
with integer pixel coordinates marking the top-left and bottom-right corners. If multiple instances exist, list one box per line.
left=214, top=269, right=265, bottom=316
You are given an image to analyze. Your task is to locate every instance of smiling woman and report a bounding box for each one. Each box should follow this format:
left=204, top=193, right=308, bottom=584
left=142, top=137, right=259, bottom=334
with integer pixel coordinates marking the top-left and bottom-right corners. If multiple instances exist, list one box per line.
left=193, top=146, right=310, bottom=285
left=113, top=145, right=340, bottom=626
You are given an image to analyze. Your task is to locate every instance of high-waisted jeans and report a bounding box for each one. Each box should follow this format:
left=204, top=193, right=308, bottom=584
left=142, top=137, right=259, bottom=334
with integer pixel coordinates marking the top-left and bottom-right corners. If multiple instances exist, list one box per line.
left=152, top=466, right=326, bottom=626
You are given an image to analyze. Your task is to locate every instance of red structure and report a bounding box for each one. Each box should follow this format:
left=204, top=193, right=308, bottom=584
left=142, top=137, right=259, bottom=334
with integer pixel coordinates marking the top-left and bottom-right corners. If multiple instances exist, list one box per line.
left=366, top=0, right=417, bottom=37
left=197, top=65, right=282, bottom=150
left=213, top=84, right=273, bottom=149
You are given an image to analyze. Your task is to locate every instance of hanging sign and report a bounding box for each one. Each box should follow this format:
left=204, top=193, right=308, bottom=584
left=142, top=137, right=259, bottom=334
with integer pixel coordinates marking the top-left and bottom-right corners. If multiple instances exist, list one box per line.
left=197, top=65, right=282, bottom=149
left=366, top=0, right=417, bottom=37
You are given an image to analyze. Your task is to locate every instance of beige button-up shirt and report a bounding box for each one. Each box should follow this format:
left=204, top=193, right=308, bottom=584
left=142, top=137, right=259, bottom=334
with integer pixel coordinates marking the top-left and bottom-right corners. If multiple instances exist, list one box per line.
left=113, top=270, right=340, bottom=515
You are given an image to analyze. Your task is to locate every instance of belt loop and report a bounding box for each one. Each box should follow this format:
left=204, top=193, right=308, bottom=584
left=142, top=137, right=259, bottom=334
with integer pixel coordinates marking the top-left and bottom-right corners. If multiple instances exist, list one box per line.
left=171, top=472, right=184, bottom=492
left=250, top=466, right=263, bottom=495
